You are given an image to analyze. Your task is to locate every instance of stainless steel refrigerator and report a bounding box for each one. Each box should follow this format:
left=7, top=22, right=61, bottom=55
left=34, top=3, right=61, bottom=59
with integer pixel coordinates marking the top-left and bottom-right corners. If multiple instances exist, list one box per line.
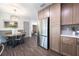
left=38, top=17, right=49, bottom=49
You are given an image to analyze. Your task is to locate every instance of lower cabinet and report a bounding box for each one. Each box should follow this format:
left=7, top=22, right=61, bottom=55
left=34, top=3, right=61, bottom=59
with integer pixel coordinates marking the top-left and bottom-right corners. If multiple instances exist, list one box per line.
left=77, top=46, right=79, bottom=56
left=61, top=37, right=77, bottom=56
left=77, top=39, right=79, bottom=56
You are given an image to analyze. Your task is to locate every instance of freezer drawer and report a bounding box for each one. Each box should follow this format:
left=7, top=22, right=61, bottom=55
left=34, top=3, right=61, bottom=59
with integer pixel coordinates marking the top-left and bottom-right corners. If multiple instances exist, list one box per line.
left=39, top=36, right=48, bottom=49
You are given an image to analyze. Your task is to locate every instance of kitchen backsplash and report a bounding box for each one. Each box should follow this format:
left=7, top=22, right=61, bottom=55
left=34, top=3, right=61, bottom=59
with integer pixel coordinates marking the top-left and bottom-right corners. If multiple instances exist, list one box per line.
left=61, top=25, right=79, bottom=35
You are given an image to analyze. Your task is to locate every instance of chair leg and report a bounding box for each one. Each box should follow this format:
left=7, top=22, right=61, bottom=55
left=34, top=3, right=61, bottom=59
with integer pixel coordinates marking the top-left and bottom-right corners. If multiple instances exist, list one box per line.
left=12, top=40, right=17, bottom=48
left=0, top=44, right=4, bottom=55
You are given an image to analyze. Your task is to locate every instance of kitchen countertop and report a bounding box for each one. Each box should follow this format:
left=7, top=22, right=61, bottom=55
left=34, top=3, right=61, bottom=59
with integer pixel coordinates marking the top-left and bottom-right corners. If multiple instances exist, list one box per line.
left=61, top=34, right=79, bottom=38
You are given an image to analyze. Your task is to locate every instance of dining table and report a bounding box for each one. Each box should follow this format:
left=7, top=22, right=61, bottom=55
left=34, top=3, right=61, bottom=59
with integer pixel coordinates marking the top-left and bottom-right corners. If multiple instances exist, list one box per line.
left=4, top=32, right=25, bottom=47
left=5, top=32, right=24, bottom=37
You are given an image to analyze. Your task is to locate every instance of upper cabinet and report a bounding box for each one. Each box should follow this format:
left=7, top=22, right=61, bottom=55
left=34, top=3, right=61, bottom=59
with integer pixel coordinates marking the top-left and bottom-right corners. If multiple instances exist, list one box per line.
left=38, top=10, right=44, bottom=20
left=43, top=7, right=50, bottom=18
left=38, top=7, right=50, bottom=20
left=61, top=3, right=79, bottom=25
left=50, top=4, right=61, bottom=25
left=73, top=4, right=79, bottom=24
left=61, top=4, right=73, bottom=25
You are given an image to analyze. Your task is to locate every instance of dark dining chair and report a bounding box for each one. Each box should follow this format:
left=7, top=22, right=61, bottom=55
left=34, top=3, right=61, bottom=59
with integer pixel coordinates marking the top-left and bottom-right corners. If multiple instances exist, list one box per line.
left=15, top=34, right=25, bottom=45
left=7, top=34, right=25, bottom=48
left=7, top=35, right=18, bottom=48
left=15, top=35, right=22, bottom=45
left=0, top=35, right=7, bottom=45
left=20, top=34, right=25, bottom=44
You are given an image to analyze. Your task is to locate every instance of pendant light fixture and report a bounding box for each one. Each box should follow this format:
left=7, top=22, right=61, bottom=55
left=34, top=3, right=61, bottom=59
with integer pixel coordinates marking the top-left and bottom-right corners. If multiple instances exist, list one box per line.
left=10, top=8, right=18, bottom=21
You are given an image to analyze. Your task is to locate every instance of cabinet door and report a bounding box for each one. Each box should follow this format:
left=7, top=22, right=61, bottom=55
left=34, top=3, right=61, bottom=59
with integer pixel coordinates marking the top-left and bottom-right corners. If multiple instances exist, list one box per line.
left=61, top=37, right=76, bottom=56
left=77, top=39, right=79, bottom=56
left=43, top=7, right=50, bottom=18
left=50, top=4, right=61, bottom=53
left=61, top=43, right=76, bottom=56
left=38, top=10, right=44, bottom=20
left=73, top=4, right=79, bottom=24
left=62, top=37, right=76, bottom=46
left=77, top=46, right=79, bottom=56
left=50, top=25, right=60, bottom=52
left=61, top=4, right=73, bottom=25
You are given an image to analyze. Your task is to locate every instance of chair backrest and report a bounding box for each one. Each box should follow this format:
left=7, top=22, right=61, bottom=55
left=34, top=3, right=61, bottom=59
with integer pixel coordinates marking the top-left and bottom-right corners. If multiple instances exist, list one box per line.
left=0, top=35, right=7, bottom=44
left=22, top=34, right=25, bottom=37
left=15, top=34, right=25, bottom=40
left=17, top=35, right=21, bottom=39
left=15, top=35, right=22, bottom=40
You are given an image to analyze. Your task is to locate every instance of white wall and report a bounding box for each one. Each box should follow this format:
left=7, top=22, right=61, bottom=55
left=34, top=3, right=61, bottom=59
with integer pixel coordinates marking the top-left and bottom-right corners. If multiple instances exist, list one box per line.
left=0, top=12, right=24, bottom=29
left=0, top=12, right=33, bottom=37
left=0, top=10, right=37, bottom=37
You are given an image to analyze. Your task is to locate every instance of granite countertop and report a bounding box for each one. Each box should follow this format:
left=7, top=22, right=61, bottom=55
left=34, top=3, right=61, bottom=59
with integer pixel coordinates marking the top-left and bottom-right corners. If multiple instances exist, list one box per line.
left=61, top=34, right=79, bottom=38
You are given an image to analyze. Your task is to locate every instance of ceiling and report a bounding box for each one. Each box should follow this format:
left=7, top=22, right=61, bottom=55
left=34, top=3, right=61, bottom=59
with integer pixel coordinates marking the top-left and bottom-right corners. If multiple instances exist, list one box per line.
left=0, top=3, right=51, bottom=21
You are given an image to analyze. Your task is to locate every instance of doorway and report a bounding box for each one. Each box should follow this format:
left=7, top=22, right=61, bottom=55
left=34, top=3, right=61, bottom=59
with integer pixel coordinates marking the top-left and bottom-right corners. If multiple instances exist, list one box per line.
left=24, top=21, right=30, bottom=37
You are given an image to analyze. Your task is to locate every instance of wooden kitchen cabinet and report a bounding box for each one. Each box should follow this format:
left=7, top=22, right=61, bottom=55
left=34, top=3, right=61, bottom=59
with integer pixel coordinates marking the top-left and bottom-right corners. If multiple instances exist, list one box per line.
left=73, top=4, right=79, bottom=24
left=61, top=37, right=76, bottom=56
left=77, top=46, right=79, bottom=56
left=43, top=7, right=50, bottom=18
left=61, top=4, right=73, bottom=25
left=61, top=3, right=79, bottom=25
left=61, top=37, right=76, bottom=46
left=77, top=39, right=79, bottom=56
left=50, top=25, right=60, bottom=52
left=38, top=6, right=50, bottom=20
left=38, top=10, right=44, bottom=20
left=50, top=4, right=61, bottom=53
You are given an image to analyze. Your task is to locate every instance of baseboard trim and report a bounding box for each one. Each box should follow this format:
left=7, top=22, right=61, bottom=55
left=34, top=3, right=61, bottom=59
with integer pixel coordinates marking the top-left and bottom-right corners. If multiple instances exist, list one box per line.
left=49, top=49, right=64, bottom=56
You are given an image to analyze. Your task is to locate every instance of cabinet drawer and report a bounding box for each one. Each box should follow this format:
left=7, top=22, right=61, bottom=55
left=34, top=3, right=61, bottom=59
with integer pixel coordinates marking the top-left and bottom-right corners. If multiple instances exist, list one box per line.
left=61, top=37, right=76, bottom=46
